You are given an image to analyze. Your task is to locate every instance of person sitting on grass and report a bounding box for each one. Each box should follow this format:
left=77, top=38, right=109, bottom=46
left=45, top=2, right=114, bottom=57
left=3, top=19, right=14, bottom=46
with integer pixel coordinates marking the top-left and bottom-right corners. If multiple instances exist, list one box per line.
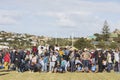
left=61, top=57, right=67, bottom=73
left=102, top=59, right=107, bottom=72
left=91, top=63, right=96, bottom=72
left=0, top=63, right=4, bottom=69
left=75, top=57, right=83, bottom=72
left=55, top=62, right=62, bottom=73
left=30, top=55, right=37, bottom=72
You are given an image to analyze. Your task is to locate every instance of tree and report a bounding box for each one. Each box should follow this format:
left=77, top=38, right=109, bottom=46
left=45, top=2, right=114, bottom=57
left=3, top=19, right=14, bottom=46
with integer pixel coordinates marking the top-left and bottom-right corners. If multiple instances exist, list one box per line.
left=47, top=38, right=72, bottom=46
left=74, top=37, right=93, bottom=49
left=96, top=40, right=106, bottom=49
left=109, top=42, right=118, bottom=49
left=47, top=38, right=56, bottom=46
left=94, top=33, right=102, bottom=41
left=102, top=20, right=110, bottom=41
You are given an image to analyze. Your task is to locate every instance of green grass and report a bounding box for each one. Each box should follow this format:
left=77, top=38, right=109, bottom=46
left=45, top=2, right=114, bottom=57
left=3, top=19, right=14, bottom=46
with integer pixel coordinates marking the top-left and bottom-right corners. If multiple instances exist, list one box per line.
left=0, top=70, right=120, bottom=80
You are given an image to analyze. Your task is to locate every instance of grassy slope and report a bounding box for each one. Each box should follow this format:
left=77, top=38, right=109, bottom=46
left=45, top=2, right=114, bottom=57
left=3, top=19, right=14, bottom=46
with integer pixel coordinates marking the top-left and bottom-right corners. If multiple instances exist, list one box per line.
left=0, top=70, right=120, bottom=80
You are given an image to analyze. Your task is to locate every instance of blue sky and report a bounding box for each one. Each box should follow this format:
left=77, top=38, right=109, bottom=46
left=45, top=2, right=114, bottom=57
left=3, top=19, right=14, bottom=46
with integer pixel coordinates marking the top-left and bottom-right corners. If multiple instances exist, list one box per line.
left=0, top=0, right=120, bottom=38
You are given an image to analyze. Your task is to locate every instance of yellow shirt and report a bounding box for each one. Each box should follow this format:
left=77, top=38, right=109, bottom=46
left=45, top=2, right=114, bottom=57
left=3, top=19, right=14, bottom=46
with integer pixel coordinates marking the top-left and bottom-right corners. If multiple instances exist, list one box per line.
left=59, top=50, right=64, bottom=56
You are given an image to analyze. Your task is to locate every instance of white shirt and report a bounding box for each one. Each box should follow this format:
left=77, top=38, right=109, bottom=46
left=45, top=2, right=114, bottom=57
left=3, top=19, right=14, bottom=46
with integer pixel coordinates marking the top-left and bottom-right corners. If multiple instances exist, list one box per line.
left=52, top=55, right=57, bottom=62
left=107, top=53, right=112, bottom=63
left=55, top=46, right=60, bottom=51
left=114, top=52, right=119, bottom=62
left=32, top=56, right=37, bottom=63
left=39, top=59, right=44, bottom=65
left=75, top=60, right=81, bottom=65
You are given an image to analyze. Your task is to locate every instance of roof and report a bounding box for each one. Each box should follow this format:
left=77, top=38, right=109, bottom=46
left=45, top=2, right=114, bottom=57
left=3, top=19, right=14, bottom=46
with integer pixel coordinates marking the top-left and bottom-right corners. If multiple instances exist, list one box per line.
left=110, top=33, right=118, bottom=38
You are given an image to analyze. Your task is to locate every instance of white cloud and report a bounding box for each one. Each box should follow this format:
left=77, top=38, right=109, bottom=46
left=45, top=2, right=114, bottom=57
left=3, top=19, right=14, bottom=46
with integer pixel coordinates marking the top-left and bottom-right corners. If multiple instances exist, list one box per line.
left=0, top=16, right=17, bottom=25
left=114, top=21, right=120, bottom=29
left=0, top=0, right=120, bottom=37
left=2, top=0, right=120, bottom=13
left=35, top=11, right=92, bottom=27
left=0, top=9, right=26, bottom=25
left=0, top=9, right=24, bottom=17
left=56, top=14, right=76, bottom=27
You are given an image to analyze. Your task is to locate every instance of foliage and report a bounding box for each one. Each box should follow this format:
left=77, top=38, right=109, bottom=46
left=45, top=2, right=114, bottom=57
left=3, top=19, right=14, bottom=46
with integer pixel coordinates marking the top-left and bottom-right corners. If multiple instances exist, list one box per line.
left=94, top=33, right=103, bottom=41
left=109, top=42, right=118, bottom=49
left=47, top=38, right=72, bottom=46
left=57, top=38, right=72, bottom=46
left=96, top=40, right=106, bottom=49
left=47, top=38, right=55, bottom=46
left=101, top=20, right=110, bottom=41
left=74, top=37, right=94, bottom=49
left=94, top=21, right=110, bottom=41
left=113, top=34, right=120, bottom=43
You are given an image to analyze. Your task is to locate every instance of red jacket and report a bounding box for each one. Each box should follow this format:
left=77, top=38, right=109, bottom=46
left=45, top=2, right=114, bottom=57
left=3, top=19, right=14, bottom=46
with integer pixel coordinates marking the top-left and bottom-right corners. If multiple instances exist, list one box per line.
left=4, top=52, right=10, bottom=63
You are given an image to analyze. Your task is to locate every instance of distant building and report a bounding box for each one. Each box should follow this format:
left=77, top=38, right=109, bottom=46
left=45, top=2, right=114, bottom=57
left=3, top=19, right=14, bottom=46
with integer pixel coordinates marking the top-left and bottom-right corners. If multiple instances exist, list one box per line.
left=114, top=29, right=120, bottom=34
left=87, top=35, right=96, bottom=40
left=0, top=45, right=9, bottom=49
left=109, top=29, right=120, bottom=41
left=0, top=42, right=9, bottom=45
left=0, top=37, right=3, bottom=40
left=6, top=38, right=15, bottom=41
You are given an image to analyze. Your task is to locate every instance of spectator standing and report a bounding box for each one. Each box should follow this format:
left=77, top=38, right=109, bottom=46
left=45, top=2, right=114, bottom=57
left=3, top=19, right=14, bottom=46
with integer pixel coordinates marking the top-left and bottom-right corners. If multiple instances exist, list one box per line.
left=81, top=49, right=91, bottom=72
left=4, top=50, right=10, bottom=70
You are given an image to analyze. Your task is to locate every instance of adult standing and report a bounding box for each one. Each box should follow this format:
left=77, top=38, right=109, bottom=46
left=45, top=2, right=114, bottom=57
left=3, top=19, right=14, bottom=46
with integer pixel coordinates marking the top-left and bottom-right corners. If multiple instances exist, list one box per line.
left=114, top=49, right=120, bottom=72
left=69, top=50, right=75, bottom=72
left=4, top=50, right=10, bottom=70
left=107, top=51, right=112, bottom=72
left=14, top=51, right=21, bottom=72
left=81, top=49, right=91, bottom=72
left=43, top=53, right=49, bottom=72
left=0, top=50, right=3, bottom=64
left=97, top=51, right=103, bottom=72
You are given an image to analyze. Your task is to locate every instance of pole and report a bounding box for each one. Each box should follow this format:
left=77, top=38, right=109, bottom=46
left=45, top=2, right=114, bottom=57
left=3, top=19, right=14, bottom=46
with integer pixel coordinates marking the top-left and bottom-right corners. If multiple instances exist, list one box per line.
left=55, top=32, right=57, bottom=44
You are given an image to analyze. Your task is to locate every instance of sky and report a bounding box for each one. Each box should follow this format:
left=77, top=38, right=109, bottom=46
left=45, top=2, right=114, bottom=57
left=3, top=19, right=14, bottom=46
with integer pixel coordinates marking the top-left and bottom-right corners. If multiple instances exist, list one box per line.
left=0, top=0, right=120, bottom=38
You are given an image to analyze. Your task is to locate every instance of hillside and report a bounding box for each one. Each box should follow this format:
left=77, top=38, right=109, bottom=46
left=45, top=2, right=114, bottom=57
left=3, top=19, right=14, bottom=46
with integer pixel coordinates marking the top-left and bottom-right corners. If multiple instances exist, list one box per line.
left=0, top=31, right=50, bottom=49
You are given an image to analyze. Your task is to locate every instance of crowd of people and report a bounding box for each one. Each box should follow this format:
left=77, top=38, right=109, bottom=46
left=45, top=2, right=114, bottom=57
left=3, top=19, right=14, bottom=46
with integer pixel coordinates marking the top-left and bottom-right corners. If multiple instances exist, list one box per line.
left=0, top=45, right=120, bottom=73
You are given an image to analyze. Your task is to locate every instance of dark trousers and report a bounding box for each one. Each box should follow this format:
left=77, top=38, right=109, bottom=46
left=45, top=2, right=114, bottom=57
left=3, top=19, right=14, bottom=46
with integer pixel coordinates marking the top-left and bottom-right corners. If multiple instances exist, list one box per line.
left=98, top=63, right=103, bottom=72
left=83, top=60, right=89, bottom=67
left=114, top=62, right=119, bottom=72
left=70, top=60, right=75, bottom=72
left=83, top=60, right=89, bottom=71
left=107, top=63, right=112, bottom=72
left=19, top=63, right=25, bottom=72
left=30, top=64, right=36, bottom=72
left=61, top=66, right=65, bottom=72
left=14, top=61, right=20, bottom=71
left=0, top=58, right=2, bottom=64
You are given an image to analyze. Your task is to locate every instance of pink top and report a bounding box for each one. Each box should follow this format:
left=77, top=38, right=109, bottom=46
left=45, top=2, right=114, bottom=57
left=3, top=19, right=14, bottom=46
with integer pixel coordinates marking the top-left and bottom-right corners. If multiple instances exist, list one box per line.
left=4, top=53, right=10, bottom=63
